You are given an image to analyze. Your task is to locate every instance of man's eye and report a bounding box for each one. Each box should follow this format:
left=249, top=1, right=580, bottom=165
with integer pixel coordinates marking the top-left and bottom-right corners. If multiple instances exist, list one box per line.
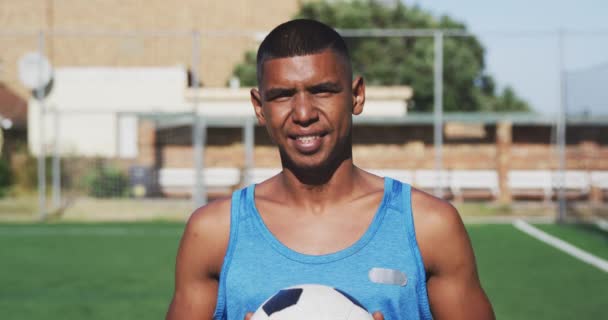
left=273, top=94, right=291, bottom=101
left=311, top=89, right=333, bottom=97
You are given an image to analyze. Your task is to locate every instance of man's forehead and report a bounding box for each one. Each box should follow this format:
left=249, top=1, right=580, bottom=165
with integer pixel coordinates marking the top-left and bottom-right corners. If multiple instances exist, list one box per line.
left=260, top=50, right=350, bottom=84
left=264, top=49, right=345, bottom=66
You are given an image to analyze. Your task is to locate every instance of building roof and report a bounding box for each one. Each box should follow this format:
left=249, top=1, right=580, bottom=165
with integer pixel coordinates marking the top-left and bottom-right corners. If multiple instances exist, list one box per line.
left=140, top=111, right=608, bottom=128
left=185, top=86, right=413, bottom=101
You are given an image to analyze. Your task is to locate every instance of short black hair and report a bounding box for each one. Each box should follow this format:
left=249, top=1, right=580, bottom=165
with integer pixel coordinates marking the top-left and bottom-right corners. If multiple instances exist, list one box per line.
left=256, top=19, right=351, bottom=85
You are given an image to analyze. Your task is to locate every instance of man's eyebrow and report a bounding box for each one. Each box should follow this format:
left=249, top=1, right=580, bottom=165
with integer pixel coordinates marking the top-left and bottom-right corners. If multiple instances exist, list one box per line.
left=307, top=81, right=343, bottom=93
left=264, top=87, right=296, bottom=101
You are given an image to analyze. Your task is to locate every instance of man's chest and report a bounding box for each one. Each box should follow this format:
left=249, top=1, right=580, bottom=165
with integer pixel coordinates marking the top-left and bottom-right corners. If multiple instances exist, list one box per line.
left=259, top=209, right=377, bottom=255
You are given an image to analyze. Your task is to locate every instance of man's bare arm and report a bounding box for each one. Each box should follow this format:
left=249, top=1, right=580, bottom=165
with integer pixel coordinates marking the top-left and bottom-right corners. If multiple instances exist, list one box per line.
left=413, top=190, right=494, bottom=320
left=166, top=198, right=231, bottom=320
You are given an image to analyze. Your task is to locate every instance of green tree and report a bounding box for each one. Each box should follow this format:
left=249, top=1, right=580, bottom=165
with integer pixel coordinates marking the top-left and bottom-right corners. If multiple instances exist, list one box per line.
left=496, top=86, right=530, bottom=112
left=231, top=0, right=530, bottom=112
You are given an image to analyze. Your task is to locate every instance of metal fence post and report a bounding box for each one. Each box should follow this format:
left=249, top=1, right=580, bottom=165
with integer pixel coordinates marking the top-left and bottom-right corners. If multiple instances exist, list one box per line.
left=37, top=30, right=47, bottom=220
left=192, top=30, right=206, bottom=208
left=557, top=29, right=567, bottom=223
left=243, top=116, right=255, bottom=185
left=52, top=108, right=61, bottom=208
left=433, top=30, right=444, bottom=198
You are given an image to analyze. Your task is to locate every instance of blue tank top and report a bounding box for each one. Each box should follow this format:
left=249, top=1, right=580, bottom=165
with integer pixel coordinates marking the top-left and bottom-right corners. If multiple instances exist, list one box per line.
left=213, top=177, right=432, bottom=320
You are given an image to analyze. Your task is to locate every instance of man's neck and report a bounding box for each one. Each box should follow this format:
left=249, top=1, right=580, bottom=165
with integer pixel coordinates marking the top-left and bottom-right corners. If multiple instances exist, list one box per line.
left=279, top=160, right=361, bottom=212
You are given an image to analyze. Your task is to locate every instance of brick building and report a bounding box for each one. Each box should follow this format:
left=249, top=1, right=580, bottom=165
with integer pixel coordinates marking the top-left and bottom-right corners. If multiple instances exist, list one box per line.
left=0, top=0, right=303, bottom=97
left=0, top=83, right=27, bottom=158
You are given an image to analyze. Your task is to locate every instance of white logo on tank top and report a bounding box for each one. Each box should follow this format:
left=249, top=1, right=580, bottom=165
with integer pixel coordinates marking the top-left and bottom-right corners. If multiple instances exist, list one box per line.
left=368, top=267, right=408, bottom=286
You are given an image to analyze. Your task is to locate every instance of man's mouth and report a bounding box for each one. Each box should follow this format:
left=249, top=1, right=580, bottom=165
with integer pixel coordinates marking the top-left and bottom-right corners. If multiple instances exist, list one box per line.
left=289, top=132, right=327, bottom=153
left=296, top=135, right=321, bottom=144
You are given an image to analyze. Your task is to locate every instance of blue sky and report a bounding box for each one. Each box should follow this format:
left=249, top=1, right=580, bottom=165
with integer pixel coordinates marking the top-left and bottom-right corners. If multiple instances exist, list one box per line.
left=413, top=0, right=608, bottom=115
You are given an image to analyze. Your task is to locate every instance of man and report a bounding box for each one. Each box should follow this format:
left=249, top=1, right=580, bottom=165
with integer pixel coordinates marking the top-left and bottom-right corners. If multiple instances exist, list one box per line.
left=166, top=19, right=494, bottom=320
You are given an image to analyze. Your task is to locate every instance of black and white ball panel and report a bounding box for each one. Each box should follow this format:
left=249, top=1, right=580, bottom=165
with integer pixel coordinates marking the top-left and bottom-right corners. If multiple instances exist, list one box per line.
left=251, top=284, right=373, bottom=320
left=262, top=288, right=304, bottom=316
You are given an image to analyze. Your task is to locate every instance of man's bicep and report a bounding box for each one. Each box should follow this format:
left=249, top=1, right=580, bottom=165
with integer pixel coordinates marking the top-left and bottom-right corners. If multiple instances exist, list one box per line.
left=166, top=202, right=230, bottom=320
left=426, top=262, right=493, bottom=320
left=167, top=275, right=219, bottom=319
left=422, top=203, right=494, bottom=319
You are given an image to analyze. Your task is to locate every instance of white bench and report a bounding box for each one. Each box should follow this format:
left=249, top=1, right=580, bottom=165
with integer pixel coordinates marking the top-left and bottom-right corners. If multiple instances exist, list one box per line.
left=590, top=171, right=608, bottom=190
left=158, top=167, right=241, bottom=195
left=367, top=169, right=414, bottom=184
left=590, top=171, right=608, bottom=202
left=450, top=170, right=499, bottom=200
left=246, top=168, right=283, bottom=184
left=508, top=170, right=553, bottom=200
left=413, top=170, right=451, bottom=196
left=551, top=170, right=591, bottom=197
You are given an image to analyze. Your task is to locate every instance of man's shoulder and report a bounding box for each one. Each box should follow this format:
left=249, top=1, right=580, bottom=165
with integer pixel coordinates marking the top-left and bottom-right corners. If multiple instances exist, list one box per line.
left=410, top=187, right=465, bottom=243
left=412, top=188, right=470, bottom=273
left=185, top=195, right=233, bottom=244
left=177, top=195, right=234, bottom=275
left=410, top=187, right=459, bottom=221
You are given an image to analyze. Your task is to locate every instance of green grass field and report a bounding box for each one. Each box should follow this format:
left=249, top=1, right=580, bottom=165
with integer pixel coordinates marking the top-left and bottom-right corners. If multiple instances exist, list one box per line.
left=0, top=222, right=606, bottom=319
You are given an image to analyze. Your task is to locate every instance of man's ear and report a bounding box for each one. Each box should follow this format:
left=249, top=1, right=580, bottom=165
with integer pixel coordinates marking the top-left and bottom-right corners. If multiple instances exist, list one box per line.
left=352, top=76, right=365, bottom=115
left=250, top=88, right=266, bottom=126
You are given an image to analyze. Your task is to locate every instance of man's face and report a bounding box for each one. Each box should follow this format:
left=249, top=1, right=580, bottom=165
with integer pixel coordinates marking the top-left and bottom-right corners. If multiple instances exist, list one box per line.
left=251, top=49, right=365, bottom=171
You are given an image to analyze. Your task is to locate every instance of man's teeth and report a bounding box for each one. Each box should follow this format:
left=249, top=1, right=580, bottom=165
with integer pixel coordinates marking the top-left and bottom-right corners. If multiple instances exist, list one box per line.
left=297, top=135, right=319, bottom=143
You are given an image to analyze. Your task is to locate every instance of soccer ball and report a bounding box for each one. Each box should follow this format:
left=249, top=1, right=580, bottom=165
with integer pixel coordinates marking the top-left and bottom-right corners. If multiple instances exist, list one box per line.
left=251, top=284, right=374, bottom=320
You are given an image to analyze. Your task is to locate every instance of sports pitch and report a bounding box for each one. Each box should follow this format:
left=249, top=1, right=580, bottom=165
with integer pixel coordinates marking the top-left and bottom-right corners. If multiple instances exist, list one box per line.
left=0, top=222, right=606, bottom=319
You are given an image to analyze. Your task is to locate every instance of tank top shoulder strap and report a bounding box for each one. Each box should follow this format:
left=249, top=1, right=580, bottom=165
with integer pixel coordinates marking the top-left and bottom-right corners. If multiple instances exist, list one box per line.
left=390, top=180, right=432, bottom=318
left=213, top=187, right=249, bottom=320
left=387, top=179, right=412, bottom=233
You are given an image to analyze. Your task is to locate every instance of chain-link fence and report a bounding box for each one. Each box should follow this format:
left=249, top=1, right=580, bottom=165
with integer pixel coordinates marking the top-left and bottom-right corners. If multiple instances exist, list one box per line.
left=1, top=28, right=607, bottom=222
left=560, top=31, right=608, bottom=222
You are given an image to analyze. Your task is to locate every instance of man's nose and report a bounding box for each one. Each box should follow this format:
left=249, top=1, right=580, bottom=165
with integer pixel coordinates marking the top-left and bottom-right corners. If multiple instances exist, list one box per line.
left=291, top=93, right=319, bottom=126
